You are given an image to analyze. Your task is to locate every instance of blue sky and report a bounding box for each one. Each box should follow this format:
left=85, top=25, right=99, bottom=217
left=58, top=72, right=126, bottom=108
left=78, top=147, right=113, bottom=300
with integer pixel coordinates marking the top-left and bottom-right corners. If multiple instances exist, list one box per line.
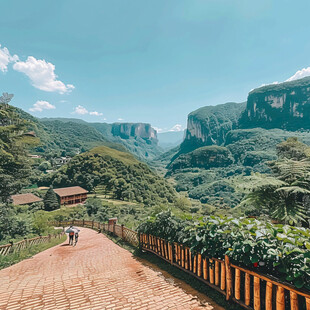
left=1, top=0, right=310, bottom=132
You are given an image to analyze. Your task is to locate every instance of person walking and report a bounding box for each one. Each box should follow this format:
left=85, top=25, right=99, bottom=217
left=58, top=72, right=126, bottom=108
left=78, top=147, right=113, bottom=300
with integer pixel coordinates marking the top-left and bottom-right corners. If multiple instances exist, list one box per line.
left=74, top=232, right=79, bottom=246
left=69, top=230, right=74, bottom=245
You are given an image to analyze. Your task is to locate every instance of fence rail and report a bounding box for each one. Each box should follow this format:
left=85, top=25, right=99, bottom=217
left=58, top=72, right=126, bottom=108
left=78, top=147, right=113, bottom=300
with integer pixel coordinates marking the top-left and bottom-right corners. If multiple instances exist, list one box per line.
left=0, top=232, right=65, bottom=256
left=54, top=220, right=310, bottom=310
left=140, top=234, right=310, bottom=310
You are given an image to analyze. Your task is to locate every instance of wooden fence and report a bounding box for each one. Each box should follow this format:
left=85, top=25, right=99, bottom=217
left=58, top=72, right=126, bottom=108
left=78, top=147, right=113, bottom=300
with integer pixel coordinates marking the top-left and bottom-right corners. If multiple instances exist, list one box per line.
left=54, top=220, right=310, bottom=310
left=0, top=232, right=64, bottom=256
left=55, top=219, right=139, bottom=247
left=140, top=234, right=310, bottom=310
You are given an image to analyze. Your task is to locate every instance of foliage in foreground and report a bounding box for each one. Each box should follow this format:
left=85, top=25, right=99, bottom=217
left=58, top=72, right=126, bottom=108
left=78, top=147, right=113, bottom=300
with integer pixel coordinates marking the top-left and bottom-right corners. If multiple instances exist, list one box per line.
left=138, top=212, right=310, bottom=289
left=242, top=137, right=310, bottom=226
left=0, top=234, right=66, bottom=270
left=0, top=93, right=37, bottom=203
left=0, top=205, right=58, bottom=243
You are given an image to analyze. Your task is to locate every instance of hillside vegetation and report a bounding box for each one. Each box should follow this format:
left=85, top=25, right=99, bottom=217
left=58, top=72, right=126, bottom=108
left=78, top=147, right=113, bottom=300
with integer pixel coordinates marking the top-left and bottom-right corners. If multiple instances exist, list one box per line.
left=41, top=146, right=176, bottom=205
left=166, top=78, right=310, bottom=214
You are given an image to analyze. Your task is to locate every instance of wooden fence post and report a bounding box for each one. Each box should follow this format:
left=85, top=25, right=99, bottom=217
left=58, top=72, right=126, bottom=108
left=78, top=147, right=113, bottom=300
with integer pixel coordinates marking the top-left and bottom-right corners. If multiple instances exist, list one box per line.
left=225, top=255, right=232, bottom=301
left=170, top=243, right=174, bottom=264
left=83, top=219, right=85, bottom=227
left=265, top=281, right=272, bottom=310
left=254, top=276, right=261, bottom=310
left=276, top=286, right=285, bottom=310
left=197, top=254, right=202, bottom=277
left=245, top=273, right=251, bottom=306
left=92, top=220, right=94, bottom=229
left=121, top=224, right=124, bottom=239
left=235, top=268, right=240, bottom=300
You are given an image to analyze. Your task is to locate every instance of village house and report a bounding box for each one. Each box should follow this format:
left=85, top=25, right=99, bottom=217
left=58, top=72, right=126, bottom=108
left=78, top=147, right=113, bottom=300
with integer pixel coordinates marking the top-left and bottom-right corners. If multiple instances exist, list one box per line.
left=11, top=193, right=43, bottom=206
left=53, top=186, right=88, bottom=205
left=55, top=157, right=71, bottom=166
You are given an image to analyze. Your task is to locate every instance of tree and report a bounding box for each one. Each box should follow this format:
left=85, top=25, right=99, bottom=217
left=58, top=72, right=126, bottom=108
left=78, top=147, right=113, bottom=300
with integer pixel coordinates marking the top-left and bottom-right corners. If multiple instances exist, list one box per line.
left=44, top=186, right=60, bottom=211
left=277, top=137, right=310, bottom=160
left=38, top=161, right=51, bottom=172
left=0, top=93, right=36, bottom=203
left=242, top=138, right=310, bottom=226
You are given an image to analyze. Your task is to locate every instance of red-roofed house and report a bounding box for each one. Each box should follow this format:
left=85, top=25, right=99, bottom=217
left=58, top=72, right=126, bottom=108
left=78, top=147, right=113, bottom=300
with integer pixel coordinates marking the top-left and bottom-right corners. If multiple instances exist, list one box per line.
left=11, top=193, right=43, bottom=206
left=53, top=186, right=88, bottom=205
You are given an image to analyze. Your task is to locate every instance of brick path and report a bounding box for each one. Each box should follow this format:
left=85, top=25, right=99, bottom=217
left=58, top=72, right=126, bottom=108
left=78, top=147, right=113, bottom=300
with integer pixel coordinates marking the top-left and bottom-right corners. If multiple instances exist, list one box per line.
left=0, top=227, right=214, bottom=310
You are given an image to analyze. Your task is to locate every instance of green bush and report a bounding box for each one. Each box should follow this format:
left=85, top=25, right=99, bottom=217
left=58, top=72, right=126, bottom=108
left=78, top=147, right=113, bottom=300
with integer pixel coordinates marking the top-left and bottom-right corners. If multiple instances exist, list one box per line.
left=138, top=212, right=310, bottom=289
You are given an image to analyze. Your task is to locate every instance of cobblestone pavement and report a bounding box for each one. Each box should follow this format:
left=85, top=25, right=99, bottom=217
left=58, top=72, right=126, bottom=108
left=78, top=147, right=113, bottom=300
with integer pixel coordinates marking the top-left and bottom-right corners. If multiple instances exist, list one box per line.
left=0, top=227, right=214, bottom=310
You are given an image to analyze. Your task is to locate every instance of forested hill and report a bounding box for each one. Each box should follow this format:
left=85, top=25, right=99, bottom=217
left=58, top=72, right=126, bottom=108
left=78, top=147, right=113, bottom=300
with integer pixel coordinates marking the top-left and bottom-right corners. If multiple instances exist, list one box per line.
left=15, top=108, right=125, bottom=157
left=15, top=109, right=163, bottom=160
left=38, top=118, right=163, bottom=161
left=40, top=146, right=176, bottom=206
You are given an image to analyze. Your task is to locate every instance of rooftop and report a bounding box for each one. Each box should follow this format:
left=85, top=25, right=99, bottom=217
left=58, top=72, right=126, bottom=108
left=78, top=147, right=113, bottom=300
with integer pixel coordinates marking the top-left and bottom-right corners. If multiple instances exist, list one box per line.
left=53, top=186, right=88, bottom=197
left=11, top=193, right=43, bottom=205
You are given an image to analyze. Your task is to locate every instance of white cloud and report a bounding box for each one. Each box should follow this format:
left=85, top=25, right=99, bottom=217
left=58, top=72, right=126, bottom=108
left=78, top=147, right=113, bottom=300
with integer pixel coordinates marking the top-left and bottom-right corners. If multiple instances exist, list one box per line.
left=89, top=111, right=103, bottom=116
left=154, top=127, right=164, bottom=133
left=13, top=56, right=74, bottom=94
left=117, top=118, right=124, bottom=121
left=169, top=124, right=183, bottom=132
left=286, top=67, right=310, bottom=82
left=258, top=81, right=279, bottom=88
left=73, top=105, right=103, bottom=116
left=154, top=124, right=184, bottom=133
left=29, top=100, right=55, bottom=112
left=73, top=105, right=88, bottom=115
left=0, top=45, right=18, bottom=72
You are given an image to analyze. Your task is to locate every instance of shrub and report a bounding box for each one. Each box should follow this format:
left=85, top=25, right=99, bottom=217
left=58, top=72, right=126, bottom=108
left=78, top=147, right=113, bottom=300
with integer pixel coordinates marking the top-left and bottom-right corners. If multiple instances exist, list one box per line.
left=138, top=212, right=310, bottom=289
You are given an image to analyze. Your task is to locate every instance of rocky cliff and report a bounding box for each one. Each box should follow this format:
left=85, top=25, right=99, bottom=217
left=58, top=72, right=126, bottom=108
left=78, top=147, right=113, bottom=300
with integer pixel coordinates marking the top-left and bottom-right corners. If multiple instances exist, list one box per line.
left=90, top=122, right=162, bottom=161
left=111, top=123, right=157, bottom=142
left=239, top=77, right=310, bottom=130
left=181, top=102, right=246, bottom=151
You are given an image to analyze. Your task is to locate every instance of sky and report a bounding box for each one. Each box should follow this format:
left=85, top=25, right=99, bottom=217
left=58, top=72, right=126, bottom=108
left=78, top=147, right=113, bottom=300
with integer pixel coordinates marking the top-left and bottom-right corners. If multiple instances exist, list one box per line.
left=1, top=0, right=310, bottom=132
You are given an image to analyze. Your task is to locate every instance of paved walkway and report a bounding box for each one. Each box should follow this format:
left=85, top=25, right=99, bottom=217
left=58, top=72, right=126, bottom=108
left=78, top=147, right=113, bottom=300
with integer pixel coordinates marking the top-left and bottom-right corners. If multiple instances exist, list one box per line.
left=0, top=227, right=214, bottom=310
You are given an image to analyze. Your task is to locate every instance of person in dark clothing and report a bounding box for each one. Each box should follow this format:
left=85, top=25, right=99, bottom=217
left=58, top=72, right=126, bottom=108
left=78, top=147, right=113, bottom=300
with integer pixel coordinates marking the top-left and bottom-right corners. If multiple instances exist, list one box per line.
left=69, top=231, right=74, bottom=245
left=74, top=232, right=79, bottom=246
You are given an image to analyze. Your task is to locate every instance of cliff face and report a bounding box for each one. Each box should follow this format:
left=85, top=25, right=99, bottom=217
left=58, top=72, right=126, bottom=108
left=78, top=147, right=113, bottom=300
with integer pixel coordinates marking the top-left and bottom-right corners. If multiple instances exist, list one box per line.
left=112, top=123, right=157, bottom=142
left=182, top=102, right=246, bottom=150
left=240, top=77, right=310, bottom=130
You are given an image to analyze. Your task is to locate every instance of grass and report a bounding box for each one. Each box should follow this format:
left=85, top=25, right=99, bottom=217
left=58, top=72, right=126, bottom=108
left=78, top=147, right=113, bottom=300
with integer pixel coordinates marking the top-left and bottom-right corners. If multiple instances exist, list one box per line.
left=0, top=234, right=67, bottom=270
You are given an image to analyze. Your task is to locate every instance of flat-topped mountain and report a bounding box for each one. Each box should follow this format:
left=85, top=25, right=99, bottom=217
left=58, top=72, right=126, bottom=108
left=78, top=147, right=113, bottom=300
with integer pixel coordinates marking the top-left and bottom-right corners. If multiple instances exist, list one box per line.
left=89, top=122, right=162, bottom=160
left=240, top=77, right=310, bottom=130
left=181, top=102, right=246, bottom=152
left=111, top=123, right=157, bottom=141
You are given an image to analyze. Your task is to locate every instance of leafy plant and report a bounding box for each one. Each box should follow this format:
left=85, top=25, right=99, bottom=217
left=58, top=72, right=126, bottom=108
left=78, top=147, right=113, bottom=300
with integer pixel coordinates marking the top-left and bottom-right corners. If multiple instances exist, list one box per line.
left=138, top=212, right=310, bottom=289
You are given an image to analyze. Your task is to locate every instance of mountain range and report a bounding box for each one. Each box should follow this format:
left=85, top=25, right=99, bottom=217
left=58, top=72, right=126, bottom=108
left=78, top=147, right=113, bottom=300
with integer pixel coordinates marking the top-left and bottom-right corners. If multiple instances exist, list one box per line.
left=165, top=76, right=310, bottom=207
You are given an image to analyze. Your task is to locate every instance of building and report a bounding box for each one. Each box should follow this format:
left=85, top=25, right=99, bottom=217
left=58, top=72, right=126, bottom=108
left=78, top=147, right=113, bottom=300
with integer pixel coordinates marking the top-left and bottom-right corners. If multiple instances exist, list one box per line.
left=53, top=186, right=88, bottom=205
left=55, top=157, right=71, bottom=166
left=28, top=154, right=42, bottom=159
left=11, top=193, right=43, bottom=206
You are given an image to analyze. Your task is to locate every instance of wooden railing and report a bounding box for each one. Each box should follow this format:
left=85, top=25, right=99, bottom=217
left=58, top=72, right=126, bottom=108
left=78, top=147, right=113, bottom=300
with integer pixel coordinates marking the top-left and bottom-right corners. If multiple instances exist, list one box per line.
left=140, top=234, right=310, bottom=310
left=53, top=220, right=310, bottom=310
left=54, top=219, right=139, bottom=247
left=0, top=232, right=65, bottom=256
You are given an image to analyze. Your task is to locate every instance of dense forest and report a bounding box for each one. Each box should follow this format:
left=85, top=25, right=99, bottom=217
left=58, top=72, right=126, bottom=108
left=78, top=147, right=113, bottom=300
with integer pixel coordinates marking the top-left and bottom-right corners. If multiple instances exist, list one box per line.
left=40, top=146, right=176, bottom=205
